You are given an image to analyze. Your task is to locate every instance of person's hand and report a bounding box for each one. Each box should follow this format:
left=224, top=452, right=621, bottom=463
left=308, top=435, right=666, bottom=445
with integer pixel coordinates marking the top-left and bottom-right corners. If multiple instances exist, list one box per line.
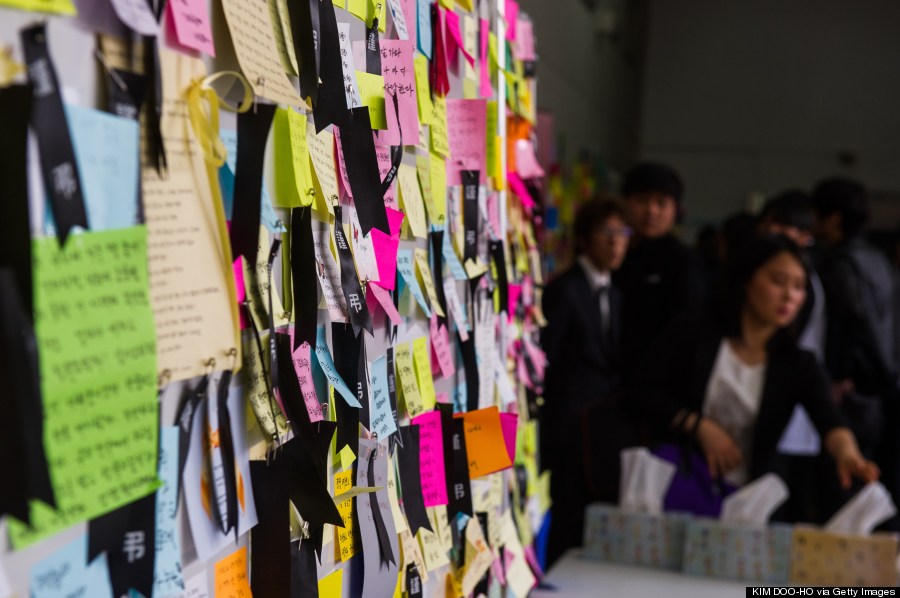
left=835, top=448, right=880, bottom=489
left=696, top=418, right=743, bottom=479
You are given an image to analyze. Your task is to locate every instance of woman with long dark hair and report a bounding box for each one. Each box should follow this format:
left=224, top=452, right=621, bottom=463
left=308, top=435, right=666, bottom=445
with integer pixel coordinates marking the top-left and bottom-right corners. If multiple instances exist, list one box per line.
left=636, top=234, right=877, bottom=498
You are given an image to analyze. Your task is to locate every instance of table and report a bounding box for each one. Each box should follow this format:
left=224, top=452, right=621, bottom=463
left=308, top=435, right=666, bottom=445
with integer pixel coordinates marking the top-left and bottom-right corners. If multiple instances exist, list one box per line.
left=530, top=550, right=751, bottom=597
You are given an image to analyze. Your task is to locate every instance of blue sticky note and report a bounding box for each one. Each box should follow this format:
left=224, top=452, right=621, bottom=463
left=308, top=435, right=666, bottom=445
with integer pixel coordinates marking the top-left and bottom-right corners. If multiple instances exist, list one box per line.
left=397, top=249, right=432, bottom=317
left=152, top=427, right=183, bottom=597
left=441, top=226, right=468, bottom=280
left=30, top=535, right=114, bottom=598
left=315, top=326, right=361, bottom=408
left=453, top=381, right=467, bottom=413
left=220, top=129, right=284, bottom=233
left=369, top=355, right=398, bottom=439
left=55, top=105, right=140, bottom=233
left=417, top=0, right=433, bottom=60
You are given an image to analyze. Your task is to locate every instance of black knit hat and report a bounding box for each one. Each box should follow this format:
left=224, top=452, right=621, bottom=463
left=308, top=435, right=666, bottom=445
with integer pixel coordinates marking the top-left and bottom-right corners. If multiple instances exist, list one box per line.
left=622, top=162, right=684, bottom=203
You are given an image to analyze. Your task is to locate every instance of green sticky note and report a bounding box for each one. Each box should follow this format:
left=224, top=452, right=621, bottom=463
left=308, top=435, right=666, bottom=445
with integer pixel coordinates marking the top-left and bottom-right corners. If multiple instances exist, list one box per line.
left=356, top=70, right=387, bottom=130
left=8, top=226, right=160, bottom=548
left=339, top=445, right=357, bottom=470
left=414, top=54, right=434, bottom=126
left=0, top=0, right=75, bottom=14
left=273, top=108, right=314, bottom=208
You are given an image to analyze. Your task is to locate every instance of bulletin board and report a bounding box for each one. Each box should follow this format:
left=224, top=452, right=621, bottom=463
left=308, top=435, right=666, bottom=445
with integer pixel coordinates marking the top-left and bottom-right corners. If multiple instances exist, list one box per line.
left=0, top=0, right=547, bottom=596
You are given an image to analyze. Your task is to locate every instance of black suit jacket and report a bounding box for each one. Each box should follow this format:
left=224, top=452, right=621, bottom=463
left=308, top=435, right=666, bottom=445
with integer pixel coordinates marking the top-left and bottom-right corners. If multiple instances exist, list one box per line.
left=541, top=262, right=623, bottom=427
left=635, top=312, right=845, bottom=482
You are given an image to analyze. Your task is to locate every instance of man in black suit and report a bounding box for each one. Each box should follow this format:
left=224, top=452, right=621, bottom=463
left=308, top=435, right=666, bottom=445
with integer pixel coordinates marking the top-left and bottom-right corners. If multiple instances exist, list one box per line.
left=541, top=198, right=632, bottom=564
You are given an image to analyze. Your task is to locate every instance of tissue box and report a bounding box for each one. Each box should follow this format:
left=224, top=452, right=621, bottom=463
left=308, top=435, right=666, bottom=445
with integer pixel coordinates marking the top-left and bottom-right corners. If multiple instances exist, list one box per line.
left=682, top=518, right=792, bottom=583
left=582, top=503, right=689, bottom=570
left=789, top=526, right=899, bottom=586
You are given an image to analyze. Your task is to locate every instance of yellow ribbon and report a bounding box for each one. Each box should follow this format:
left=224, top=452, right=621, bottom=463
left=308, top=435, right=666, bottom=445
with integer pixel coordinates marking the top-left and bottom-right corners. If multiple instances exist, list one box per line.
left=186, top=70, right=254, bottom=168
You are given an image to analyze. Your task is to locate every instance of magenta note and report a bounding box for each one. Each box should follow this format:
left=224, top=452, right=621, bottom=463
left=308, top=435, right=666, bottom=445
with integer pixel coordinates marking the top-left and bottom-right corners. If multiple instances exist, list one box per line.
left=445, top=98, right=487, bottom=185
left=379, top=40, right=419, bottom=146
left=411, top=410, right=449, bottom=507
left=370, top=228, right=400, bottom=290
left=479, top=18, right=492, bottom=98
left=505, top=0, right=519, bottom=41
left=367, top=281, right=402, bottom=325
left=168, top=0, right=216, bottom=57
left=291, top=339, right=324, bottom=422
left=500, top=412, right=518, bottom=462
left=507, top=283, right=522, bottom=320
left=443, top=8, right=475, bottom=70
left=386, top=206, right=405, bottom=237
left=507, top=171, right=535, bottom=210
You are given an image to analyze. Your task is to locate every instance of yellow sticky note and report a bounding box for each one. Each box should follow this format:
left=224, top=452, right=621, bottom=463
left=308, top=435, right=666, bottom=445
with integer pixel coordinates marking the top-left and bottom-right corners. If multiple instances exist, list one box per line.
left=415, top=154, right=437, bottom=224
left=356, top=70, right=387, bottom=129
left=465, top=258, right=488, bottom=279
left=387, top=454, right=409, bottom=533
left=486, top=100, right=499, bottom=183
left=347, top=0, right=365, bottom=17
left=338, top=444, right=357, bottom=470
left=332, top=0, right=345, bottom=6
left=456, top=0, right=474, bottom=10
left=429, top=152, right=447, bottom=226
left=334, top=470, right=356, bottom=561
left=0, top=0, right=74, bottom=13
left=318, top=568, right=343, bottom=598
left=306, top=127, right=338, bottom=212
left=214, top=547, right=252, bottom=598
left=398, top=163, right=427, bottom=239
left=430, top=96, right=449, bottom=157
left=414, top=249, right=445, bottom=319
left=414, top=54, right=434, bottom=126
left=346, top=0, right=386, bottom=30
left=273, top=108, right=314, bottom=207
left=438, top=0, right=453, bottom=8
left=395, top=342, right=424, bottom=417
left=412, top=334, right=437, bottom=409
left=418, top=526, right=450, bottom=571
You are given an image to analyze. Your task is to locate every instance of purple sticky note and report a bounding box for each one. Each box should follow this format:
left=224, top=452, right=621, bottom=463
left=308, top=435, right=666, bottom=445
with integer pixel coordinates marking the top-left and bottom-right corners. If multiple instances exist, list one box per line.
left=411, top=410, right=449, bottom=507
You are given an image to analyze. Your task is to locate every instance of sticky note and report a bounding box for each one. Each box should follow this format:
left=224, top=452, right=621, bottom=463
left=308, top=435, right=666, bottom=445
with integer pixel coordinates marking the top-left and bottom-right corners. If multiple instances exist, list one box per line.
left=416, top=153, right=438, bottom=225
left=430, top=95, right=449, bottom=157
left=445, top=98, right=487, bottom=185
left=442, top=226, right=468, bottom=281
left=454, top=407, right=513, bottom=478
left=334, top=470, right=356, bottom=561
left=500, top=412, right=518, bottom=462
left=411, top=411, right=448, bottom=507
left=315, top=327, right=361, bottom=408
left=319, top=568, right=343, bottom=598
left=338, top=445, right=357, bottom=470
left=398, top=163, right=427, bottom=238
left=479, top=18, right=492, bottom=98
left=387, top=454, right=409, bottom=533
left=30, top=535, right=113, bottom=598
left=395, top=341, right=424, bottom=418
left=371, top=228, right=400, bottom=290
left=9, top=227, right=159, bottom=548
left=380, top=40, right=419, bottom=146
left=414, top=54, right=434, bottom=126
left=220, top=129, right=283, bottom=233
left=376, top=145, right=398, bottom=208
left=153, top=427, right=183, bottom=597
left=214, top=547, right=252, bottom=598
left=414, top=247, right=445, bottom=318
left=369, top=355, right=398, bottom=439
left=357, top=70, right=387, bottom=129
left=416, top=0, right=433, bottom=59
left=388, top=0, right=409, bottom=40
left=168, top=0, right=216, bottom=56
left=397, top=249, right=431, bottom=317
left=288, top=109, right=315, bottom=204
left=306, top=127, right=339, bottom=207
left=429, top=152, right=447, bottom=225
left=413, top=336, right=437, bottom=410
left=387, top=205, right=406, bottom=237
left=486, top=99, right=500, bottom=182
left=368, top=282, right=402, bottom=325
left=430, top=314, right=456, bottom=378
left=292, top=341, right=325, bottom=422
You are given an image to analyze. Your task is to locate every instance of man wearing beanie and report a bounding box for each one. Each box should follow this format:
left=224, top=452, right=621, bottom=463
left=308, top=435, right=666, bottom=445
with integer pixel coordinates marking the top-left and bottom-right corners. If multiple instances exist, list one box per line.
left=614, top=162, right=708, bottom=385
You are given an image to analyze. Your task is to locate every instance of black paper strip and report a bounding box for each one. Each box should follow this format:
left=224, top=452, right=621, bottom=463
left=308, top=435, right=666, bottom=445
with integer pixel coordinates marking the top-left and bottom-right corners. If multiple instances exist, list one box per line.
left=174, top=375, right=208, bottom=504
left=214, top=370, right=238, bottom=537
left=88, top=493, right=156, bottom=598
left=429, top=230, right=448, bottom=320
left=250, top=459, right=291, bottom=598
left=474, top=513, right=490, bottom=595
left=275, top=333, right=320, bottom=471
left=332, top=323, right=361, bottom=456
left=357, top=339, right=370, bottom=429
left=366, top=449, right=395, bottom=566
left=461, top=170, right=479, bottom=264
left=338, top=107, right=389, bottom=235
left=20, top=23, right=89, bottom=245
left=291, top=539, right=319, bottom=598
left=406, top=563, right=423, bottom=597
left=291, top=207, right=318, bottom=349
left=365, top=18, right=381, bottom=75
left=313, top=0, right=349, bottom=131
left=289, top=0, right=320, bottom=104
left=333, top=205, right=374, bottom=336
left=380, top=94, right=402, bottom=196
left=489, top=240, right=509, bottom=316
left=386, top=346, right=401, bottom=453
left=458, top=333, right=479, bottom=413
left=283, top=435, right=343, bottom=558
left=396, top=426, right=432, bottom=536
left=446, top=416, right=474, bottom=519
left=230, top=103, right=276, bottom=266
left=142, top=36, right=167, bottom=175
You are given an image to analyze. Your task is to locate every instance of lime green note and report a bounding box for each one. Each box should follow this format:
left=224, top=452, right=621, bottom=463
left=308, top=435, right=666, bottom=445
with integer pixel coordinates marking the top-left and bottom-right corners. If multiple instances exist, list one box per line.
left=356, top=70, right=387, bottom=130
left=273, top=108, right=315, bottom=208
left=429, top=152, right=447, bottom=225
left=413, top=336, right=437, bottom=410
left=9, top=226, right=160, bottom=548
left=0, top=0, right=75, bottom=14
left=414, top=54, right=434, bottom=126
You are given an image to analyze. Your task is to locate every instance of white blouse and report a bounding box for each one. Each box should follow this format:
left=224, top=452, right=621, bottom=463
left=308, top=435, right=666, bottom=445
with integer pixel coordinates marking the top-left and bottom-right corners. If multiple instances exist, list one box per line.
left=702, top=340, right=767, bottom=487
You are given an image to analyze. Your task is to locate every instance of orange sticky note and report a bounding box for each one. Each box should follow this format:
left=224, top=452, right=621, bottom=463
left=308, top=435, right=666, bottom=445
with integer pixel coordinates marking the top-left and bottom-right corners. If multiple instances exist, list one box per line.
left=214, top=546, right=252, bottom=598
left=454, top=407, right=513, bottom=478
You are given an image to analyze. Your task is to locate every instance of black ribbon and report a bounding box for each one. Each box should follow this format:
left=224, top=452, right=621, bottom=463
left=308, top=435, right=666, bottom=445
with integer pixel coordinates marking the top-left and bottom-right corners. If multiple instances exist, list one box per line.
left=396, top=426, right=432, bottom=536
left=291, top=207, right=318, bottom=349
left=87, top=493, right=157, bottom=598
left=142, top=36, right=167, bottom=175
left=289, top=0, right=321, bottom=104
left=332, top=322, right=362, bottom=456
left=275, top=333, right=321, bottom=471
left=365, top=17, right=382, bottom=75
left=174, top=375, right=208, bottom=504
left=430, top=230, right=448, bottom=320
left=406, top=563, right=423, bottom=597
left=333, top=204, right=374, bottom=336
left=386, top=346, right=401, bottom=453
left=213, top=370, right=238, bottom=538
left=103, top=69, right=147, bottom=225
left=445, top=415, right=473, bottom=519
left=380, top=94, right=402, bottom=196
left=250, top=459, right=291, bottom=598
left=338, top=107, right=389, bottom=235
left=474, top=512, right=491, bottom=595
left=20, top=23, right=89, bottom=245
left=489, top=239, right=509, bottom=316
left=267, top=239, right=283, bottom=410
left=231, top=104, right=277, bottom=266
left=367, top=448, right=396, bottom=566
left=458, top=332, right=479, bottom=413
left=461, top=170, right=480, bottom=264
left=313, top=0, right=349, bottom=131
left=357, top=340, right=370, bottom=429
left=291, top=539, right=319, bottom=598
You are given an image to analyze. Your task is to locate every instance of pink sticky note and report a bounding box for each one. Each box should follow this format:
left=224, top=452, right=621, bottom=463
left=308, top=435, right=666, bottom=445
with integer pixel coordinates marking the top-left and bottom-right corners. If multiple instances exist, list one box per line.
left=386, top=206, right=405, bottom=237
left=524, top=545, right=545, bottom=578
left=411, top=410, right=449, bottom=507
left=292, top=340, right=325, bottom=422
left=524, top=337, right=546, bottom=380
left=517, top=354, right=533, bottom=391
left=516, top=18, right=536, bottom=61
left=376, top=144, right=398, bottom=209
left=492, top=552, right=508, bottom=586
left=333, top=127, right=353, bottom=199
left=443, top=8, right=475, bottom=71
left=500, top=412, right=518, bottom=462
left=436, top=392, right=450, bottom=404
left=370, top=229, right=400, bottom=290
left=508, top=283, right=522, bottom=319
left=445, top=99, right=487, bottom=185
left=430, top=314, right=456, bottom=379
left=380, top=40, right=419, bottom=147
left=479, top=18, right=492, bottom=98
left=505, top=0, right=519, bottom=41
left=487, top=192, right=500, bottom=235
left=515, top=139, right=546, bottom=179
left=367, top=282, right=402, bottom=325
left=168, top=0, right=216, bottom=57
left=400, top=0, right=417, bottom=45
left=507, top=171, right=535, bottom=210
